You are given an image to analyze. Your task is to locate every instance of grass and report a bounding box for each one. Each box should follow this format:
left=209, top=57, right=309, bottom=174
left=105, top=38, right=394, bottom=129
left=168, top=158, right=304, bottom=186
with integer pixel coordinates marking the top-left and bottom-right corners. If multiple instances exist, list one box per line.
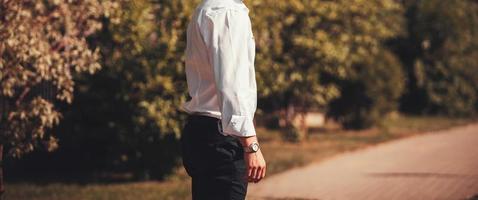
left=5, top=114, right=477, bottom=200
left=5, top=180, right=191, bottom=200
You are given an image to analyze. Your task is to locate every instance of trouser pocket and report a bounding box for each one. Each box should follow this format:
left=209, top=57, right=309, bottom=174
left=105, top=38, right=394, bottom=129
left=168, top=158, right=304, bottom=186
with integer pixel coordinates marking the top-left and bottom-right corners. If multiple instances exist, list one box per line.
left=180, top=115, right=245, bottom=177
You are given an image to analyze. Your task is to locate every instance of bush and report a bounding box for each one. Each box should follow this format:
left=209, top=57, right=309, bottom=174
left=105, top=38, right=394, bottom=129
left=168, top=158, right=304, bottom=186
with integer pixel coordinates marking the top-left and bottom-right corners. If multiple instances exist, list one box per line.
left=328, top=50, right=406, bottom=129
left=398, top=0, right=478, bottom=116
left=6, top=0, right=200, bottom=181
left=250, top=0, right=404, bottom=131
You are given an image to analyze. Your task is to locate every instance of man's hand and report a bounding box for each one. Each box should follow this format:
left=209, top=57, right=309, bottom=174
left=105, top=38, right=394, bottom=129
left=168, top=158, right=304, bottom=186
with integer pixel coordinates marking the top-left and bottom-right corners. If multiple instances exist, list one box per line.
left=237, top=136, right=267, bottom=183
left=244, top=148, right=266, bottom=183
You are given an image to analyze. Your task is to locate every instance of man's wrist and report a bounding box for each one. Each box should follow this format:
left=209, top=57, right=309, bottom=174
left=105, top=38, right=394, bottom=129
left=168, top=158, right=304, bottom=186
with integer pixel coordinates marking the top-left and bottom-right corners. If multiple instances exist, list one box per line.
left=243, top=141, right=260, bottom=153
left=237, top=135, right=258, bottom=147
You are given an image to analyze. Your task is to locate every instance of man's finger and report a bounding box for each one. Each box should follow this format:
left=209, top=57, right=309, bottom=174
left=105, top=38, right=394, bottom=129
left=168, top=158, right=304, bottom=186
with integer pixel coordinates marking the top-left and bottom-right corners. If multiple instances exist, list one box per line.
left=253, top=168, right=261, bottom=183
left=259, top=167, right=266, bottom=182
left=247, top=167, right=253, bottom=182
left=258, top=167, right=264, bottom=180
left=254, top=167, right=261, bottom=182
left=249, top=167, right=257, bottom=181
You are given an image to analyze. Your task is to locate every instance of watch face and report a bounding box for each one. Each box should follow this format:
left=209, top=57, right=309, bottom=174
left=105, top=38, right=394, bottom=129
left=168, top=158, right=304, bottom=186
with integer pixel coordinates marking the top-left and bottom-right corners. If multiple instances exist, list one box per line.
left=251, top=143, right=259, bottom=151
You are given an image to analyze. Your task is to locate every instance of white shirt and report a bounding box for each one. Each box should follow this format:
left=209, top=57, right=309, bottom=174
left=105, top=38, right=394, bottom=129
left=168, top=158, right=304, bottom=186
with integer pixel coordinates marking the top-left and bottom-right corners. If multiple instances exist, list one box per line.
left=180, top=0, right=257, bottom=137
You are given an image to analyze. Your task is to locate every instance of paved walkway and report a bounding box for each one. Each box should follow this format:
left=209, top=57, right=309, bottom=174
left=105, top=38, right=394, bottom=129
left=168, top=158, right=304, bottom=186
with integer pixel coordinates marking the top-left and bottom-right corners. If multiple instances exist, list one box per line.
left=247, top=123, right=478, bottom=200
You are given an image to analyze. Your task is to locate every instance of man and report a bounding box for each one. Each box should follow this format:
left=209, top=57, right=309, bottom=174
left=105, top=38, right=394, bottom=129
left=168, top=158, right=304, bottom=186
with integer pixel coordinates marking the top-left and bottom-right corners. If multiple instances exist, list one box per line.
left=179, top=0, right=267, bottom=199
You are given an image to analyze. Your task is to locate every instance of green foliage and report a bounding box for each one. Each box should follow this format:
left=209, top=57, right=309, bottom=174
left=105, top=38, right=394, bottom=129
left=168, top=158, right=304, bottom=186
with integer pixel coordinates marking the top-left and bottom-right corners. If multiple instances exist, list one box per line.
left=51, top=0, right=201, bottom=179
left=7, top=0, right=476, bottom=182
left=399, top=0, right=478, bottom=116
left=329, top=50, right=406, bottom=129
left=105, top=0, right=200, bottom=138
left=249, top=0, right=405, bottom=130
left=0, top=0, right=109, bottom=157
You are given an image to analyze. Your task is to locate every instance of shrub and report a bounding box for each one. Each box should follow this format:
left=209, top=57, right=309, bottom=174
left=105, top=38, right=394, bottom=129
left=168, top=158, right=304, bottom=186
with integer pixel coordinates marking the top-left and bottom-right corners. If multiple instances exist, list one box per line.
left=328, top=50, right=406, bottom=129
left=398, top=0, right=478, bottom=116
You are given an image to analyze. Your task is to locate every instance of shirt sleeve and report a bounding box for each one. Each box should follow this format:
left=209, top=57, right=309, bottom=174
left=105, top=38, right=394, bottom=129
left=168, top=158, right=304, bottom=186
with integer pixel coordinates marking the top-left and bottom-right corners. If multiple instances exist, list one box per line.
left=202, top=8, right=257, bottom=137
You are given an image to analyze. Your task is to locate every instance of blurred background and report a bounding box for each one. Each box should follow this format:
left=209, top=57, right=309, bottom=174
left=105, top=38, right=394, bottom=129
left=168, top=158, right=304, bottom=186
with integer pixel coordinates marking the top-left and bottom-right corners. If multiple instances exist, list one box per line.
left=1, top=0, right=477, bottom=199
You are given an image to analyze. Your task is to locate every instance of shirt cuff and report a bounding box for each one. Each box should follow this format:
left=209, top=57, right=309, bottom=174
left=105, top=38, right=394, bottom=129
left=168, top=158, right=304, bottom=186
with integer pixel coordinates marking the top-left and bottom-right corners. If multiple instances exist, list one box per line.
left=223, top=115, right=256, bottom=137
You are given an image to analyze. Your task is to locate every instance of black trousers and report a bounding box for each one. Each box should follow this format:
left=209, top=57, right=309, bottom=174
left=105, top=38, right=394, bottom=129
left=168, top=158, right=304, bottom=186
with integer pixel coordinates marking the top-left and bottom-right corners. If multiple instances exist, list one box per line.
left=180, top=114, right=248, bottom=200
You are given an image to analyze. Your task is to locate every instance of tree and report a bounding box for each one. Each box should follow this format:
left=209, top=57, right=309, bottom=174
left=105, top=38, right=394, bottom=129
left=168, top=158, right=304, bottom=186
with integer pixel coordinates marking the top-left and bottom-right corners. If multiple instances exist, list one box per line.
left=89, top=0, right=201, bottom=179
left=398, top=0, right=478, bottom=116
left=33, top=0, right=202, bottom=180
left=0, top=0, right=110, bottom=195
left=328, top=50, right=405, bottom=129
left=249, top=0, right=404, bottom=135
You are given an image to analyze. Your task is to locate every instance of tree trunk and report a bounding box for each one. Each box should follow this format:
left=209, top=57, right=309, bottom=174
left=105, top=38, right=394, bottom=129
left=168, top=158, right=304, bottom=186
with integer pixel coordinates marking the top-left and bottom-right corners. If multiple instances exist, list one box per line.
left=0, top=144, right=4, bottom=200
left=286, top=103, right=295, bottom=126
left=298, top=111, right=308, bottom=140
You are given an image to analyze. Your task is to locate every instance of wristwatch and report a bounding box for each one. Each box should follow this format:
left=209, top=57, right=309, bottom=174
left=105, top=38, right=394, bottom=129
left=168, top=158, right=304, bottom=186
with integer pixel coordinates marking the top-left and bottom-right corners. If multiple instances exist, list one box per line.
left=243, top=142, right=260, bottom=153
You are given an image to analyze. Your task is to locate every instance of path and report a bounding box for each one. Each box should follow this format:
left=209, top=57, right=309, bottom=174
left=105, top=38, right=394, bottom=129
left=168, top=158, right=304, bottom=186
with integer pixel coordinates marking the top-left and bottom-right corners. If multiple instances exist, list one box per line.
left=247, top=123, right=478, bottom=200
